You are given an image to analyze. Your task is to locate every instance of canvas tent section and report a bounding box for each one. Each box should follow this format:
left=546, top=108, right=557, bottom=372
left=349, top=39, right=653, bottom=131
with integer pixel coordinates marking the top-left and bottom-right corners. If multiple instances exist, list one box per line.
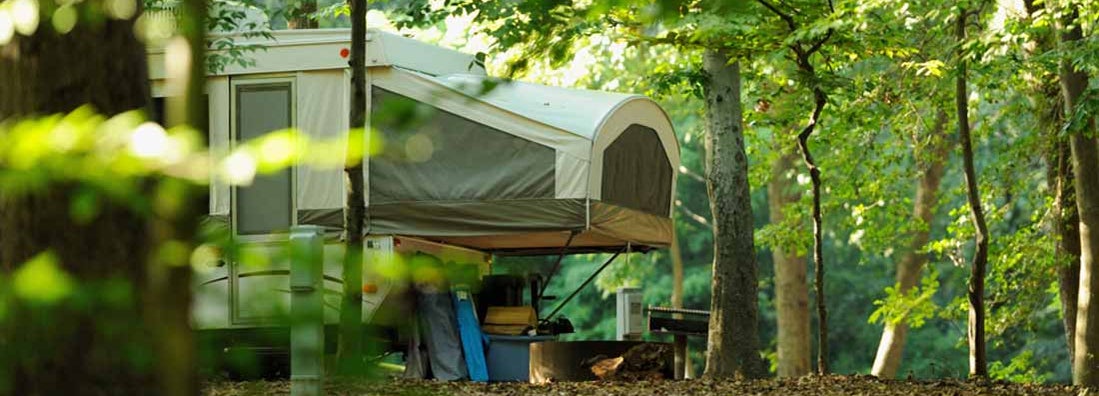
left=146, top=29, right=488, bottom=233
left=149, top=28, right=678, bottom=254
left=346, top=68, right=679, bottom=254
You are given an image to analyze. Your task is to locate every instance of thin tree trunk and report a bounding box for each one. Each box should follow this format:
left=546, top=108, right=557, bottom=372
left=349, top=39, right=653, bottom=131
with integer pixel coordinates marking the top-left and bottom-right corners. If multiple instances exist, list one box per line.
left=871, top=110, right=949, bottom=378
left=0, top=6, right=158, bottom=394
left=287, top=0, right=319, bottom=29
left=754, top=0, right=833, bottom=374
left=769, top=151, right=811, bottom=378
left=701, top=48, right=766, bottom=380
left=672, top=229, right=684, bottom=311
left=1057, top=4, right=1099, bottom=387
left=793, top=64, right=829, bottom=376
left=668, top=231, right=694, bottom=378
left=337, top=0, right=367, bottom=375
left=956, top=8, right=990, bottom=378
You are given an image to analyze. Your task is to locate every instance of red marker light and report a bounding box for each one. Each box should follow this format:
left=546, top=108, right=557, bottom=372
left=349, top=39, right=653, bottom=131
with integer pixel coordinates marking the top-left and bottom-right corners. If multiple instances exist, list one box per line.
left=339, top=48, right=350, bottom=58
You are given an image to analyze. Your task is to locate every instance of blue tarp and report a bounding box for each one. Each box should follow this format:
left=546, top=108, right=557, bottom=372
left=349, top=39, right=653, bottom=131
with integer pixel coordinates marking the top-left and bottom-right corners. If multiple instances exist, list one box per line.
left=453, top=288, right=489, bottom=382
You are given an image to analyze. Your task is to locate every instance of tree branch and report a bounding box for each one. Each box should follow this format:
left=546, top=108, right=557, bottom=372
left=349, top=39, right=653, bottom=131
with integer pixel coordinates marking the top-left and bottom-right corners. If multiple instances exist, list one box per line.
left=756, top=0, right=798, bottom=32
left=676, top=200, right=711, bottom=228
left=679, top=165, right=707, bottom=184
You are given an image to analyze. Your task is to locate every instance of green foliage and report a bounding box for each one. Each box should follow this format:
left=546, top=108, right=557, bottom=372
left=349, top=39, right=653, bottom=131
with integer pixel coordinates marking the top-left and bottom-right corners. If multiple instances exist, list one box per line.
left=143, top=0, right=274, bottom=73
left=869, top=267, right=940, bottom=328
left=989, top=350, right=1049, bottom=383
left=11, top=252, right=73, bottom=305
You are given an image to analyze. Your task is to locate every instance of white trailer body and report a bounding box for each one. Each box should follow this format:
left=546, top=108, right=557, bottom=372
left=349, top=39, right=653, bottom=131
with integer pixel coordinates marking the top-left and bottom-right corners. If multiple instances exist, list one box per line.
left=191, top=234, right=490, bottom=331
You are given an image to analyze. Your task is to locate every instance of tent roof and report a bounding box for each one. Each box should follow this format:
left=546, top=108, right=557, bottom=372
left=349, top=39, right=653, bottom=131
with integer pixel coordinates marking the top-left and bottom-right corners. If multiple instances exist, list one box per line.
left=147, top=28, right=486, bottom=81
left=433, top=74, right=644, bottom=140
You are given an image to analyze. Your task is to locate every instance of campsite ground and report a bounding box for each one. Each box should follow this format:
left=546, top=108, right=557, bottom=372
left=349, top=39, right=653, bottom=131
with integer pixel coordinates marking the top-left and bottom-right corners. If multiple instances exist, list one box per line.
left=204, top=376, right=1080, bottom=395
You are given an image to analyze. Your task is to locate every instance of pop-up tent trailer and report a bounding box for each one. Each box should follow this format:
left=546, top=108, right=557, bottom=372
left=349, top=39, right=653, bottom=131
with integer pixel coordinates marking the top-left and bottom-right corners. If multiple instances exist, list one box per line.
left=151, top=30, right=680, bottom=348
left=149, top=28, right=679, bottom=255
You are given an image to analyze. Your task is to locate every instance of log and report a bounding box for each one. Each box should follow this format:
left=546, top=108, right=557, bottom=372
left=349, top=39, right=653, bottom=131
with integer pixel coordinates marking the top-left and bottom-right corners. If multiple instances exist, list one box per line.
left=587, top=343, right=671, bottom=381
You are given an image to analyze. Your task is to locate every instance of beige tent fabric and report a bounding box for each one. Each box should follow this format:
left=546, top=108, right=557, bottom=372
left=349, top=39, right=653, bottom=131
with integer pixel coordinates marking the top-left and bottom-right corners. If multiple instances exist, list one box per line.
left=208, top=76, right=232, bottom=217
left=363, top=66, right=678, bottom=251
left=588, top=98, right=679, bottom=214
left=295, top=70, right=349, bottom=225
left=201, top=61, right=677, bottom=251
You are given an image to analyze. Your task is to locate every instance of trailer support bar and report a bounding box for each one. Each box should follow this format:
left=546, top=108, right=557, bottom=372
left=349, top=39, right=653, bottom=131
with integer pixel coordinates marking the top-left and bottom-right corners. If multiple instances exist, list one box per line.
left=542, top=246, right=626, bottom=323
left=290, top=226, right=325, bottom=396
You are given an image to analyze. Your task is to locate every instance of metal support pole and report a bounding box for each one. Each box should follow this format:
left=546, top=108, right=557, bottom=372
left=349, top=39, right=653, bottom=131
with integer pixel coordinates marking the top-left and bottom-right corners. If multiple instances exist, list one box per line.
left=290, top=226, right=325, bottom=396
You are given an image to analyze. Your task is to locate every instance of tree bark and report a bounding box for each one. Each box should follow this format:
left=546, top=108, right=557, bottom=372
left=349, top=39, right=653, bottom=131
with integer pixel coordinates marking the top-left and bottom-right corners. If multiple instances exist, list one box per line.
left=1056, top=4, right=1099, bottom=387
left=287, top=0, right=319, bottom=29
left=956, top=8, right=990, bottom=378
left=871, top=110, right=949, bottom=378
left=1053, top=135, right=1082, bottom=360
left=793, top=59, right=829, bottom=376
left=0, top=7, right=160, bottom=394
left=1022, top=0, right=1081, bottom=363
left=768, top=151, right=811, bottom=378
left=670, top=227, right=693, bottom=379
left=337, top=0, right=367, bottom=375
left=701, top=48, right=766, bottom=380
left=147, top=0, right=208, bottom=394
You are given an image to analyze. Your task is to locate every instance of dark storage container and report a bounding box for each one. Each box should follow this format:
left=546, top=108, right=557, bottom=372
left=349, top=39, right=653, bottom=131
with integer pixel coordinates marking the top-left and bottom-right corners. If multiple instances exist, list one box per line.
left=475, top=275, right=526, bottom=323
left=485, top=334, right=555, bottom=382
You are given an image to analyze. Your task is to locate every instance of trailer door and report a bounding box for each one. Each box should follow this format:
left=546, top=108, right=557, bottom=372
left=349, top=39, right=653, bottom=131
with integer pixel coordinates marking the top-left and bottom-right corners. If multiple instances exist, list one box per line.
left=229, top=77, right=296, bottom=325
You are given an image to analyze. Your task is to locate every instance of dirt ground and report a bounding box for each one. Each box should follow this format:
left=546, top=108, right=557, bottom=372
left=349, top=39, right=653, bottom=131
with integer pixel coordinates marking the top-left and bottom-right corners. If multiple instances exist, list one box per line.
left=204, top=375, right=1084, bottom=396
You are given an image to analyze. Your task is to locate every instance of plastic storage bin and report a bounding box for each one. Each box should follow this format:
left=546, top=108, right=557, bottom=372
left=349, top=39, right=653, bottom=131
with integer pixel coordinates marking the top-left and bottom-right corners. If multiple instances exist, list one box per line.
left=485, top=334, right=556, bottom=382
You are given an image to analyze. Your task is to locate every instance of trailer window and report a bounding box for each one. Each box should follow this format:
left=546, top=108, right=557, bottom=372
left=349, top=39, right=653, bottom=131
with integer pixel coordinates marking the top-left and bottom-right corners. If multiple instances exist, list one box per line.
left=601, top=124, right=672, bottom=217
left=234, top=83, right=293, bottom=235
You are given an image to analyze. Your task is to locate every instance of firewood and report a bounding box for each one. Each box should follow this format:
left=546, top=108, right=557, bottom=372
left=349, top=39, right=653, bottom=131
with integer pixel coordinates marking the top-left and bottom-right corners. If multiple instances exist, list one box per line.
left=586, top=343, right=671, bottom=381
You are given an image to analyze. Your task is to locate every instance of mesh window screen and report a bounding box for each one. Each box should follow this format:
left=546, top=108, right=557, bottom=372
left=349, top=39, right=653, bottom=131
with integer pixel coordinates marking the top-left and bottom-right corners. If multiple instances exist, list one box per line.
left=601, top=124, right=672, bottom=216
left=235, top=83, right=293, bottom=235
left=370, top=87, right=555, bottom=203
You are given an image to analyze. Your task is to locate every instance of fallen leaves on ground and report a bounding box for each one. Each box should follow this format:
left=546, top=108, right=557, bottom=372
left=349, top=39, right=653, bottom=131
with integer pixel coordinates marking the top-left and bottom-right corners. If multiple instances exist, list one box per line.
left=204, top=375, right=1084, bottom=396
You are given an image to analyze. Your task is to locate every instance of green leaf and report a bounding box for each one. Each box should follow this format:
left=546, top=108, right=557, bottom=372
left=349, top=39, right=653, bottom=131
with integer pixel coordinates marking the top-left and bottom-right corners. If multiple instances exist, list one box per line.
left=12, top=251, right=74, bottom=305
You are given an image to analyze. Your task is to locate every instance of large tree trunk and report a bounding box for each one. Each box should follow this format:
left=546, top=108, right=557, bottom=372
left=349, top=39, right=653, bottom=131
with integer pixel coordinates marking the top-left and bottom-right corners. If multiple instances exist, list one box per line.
left=337, top=0, right=368, bottom=375
left=1057, top=4, right=1099, bottom=387
left=768, top=151, right=811, bottom=378
left=1054, top=130, right=1082, bottom=361
left=956, top=8, right=990, bottom=378
left=1020, top=0, right=1081, bottom=362
left=871, top=110, right=949, bottom=378
left=147, top=0, right=209, bottom=394
left=701, top=48, right=766, bottom=380
left=0, top=7, right=163, bottom=394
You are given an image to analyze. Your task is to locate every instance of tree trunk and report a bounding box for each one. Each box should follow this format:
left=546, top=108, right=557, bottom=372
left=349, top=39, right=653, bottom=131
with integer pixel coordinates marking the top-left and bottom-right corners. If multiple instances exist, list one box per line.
left=0, top=8, right=160, bottom=394
left=1022, top=0, right=1081, bottom=363
left=1053, top=137, right=1081, bottom=359
left=792, top=58, right=829, bottom=376
left=1057, top=4, right=1099, bottom=387
left=147, top=0, right=208, bottom=394
left=287, top=0, right=319, bottom=29
left=768, top=151, right=811, bottom=378
left=956, top=8, right=990, bottom=378
left=701, top=48, right=766, bottom=380
left=670, top=227, right=694, bottom=378
left=871, top=110, right=949, bottom=378
left=337, top=0, right=368, bottom=375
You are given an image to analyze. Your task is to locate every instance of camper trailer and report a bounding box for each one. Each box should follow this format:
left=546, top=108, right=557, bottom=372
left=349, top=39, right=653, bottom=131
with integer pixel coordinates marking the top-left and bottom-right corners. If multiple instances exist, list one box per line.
left=147, top=28, right=680, bottom=358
